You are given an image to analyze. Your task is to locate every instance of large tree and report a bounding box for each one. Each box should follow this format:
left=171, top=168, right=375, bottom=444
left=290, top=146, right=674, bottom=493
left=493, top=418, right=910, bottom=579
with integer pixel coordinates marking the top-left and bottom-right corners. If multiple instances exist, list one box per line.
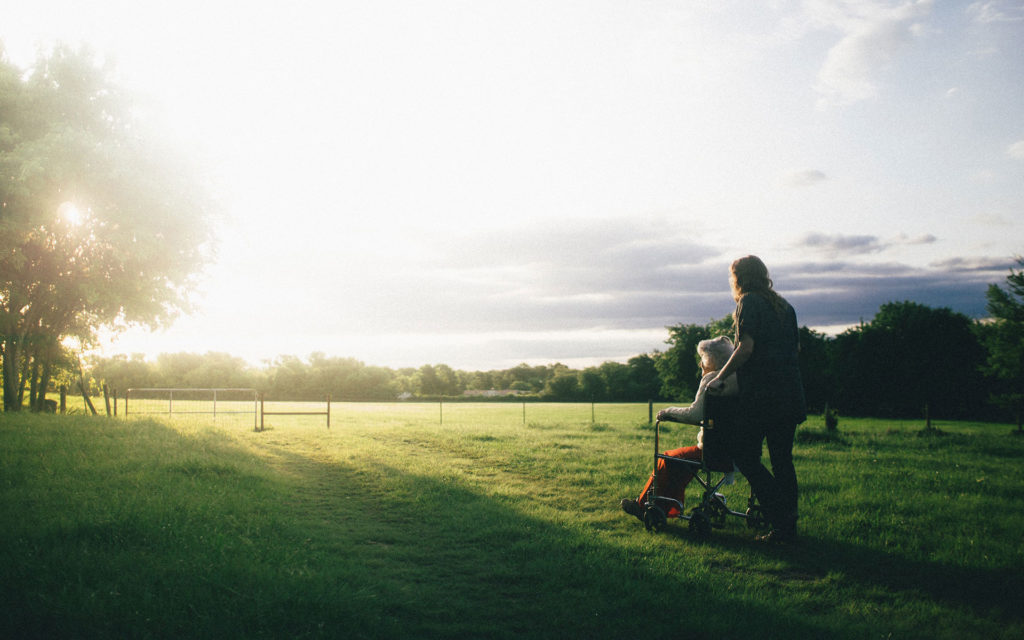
left=833, top=301, right=986, bottom=419
left=0, top=44, right=213, bottom=410
left=656, top=314, right=732, bottom=401
left=981, top=257, right=1024, bottom=431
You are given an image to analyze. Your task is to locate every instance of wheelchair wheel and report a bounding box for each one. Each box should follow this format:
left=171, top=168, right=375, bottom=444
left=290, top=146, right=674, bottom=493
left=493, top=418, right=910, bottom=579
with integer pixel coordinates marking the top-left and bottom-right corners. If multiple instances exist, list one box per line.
left=643, top=505, right=667, bottom=533
left=689, top=508, right=712, bottom=539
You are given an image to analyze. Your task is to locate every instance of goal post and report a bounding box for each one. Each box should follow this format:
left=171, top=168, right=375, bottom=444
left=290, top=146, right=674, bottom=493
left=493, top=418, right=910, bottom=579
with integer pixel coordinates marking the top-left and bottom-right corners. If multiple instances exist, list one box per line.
left=125, top=388, right=259, bottom=429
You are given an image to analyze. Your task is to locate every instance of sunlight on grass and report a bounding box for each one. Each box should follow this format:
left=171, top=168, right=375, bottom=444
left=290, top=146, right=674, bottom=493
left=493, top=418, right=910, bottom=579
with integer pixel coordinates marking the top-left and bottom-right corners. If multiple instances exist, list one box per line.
left=2, top=407, right=1022, bottom=638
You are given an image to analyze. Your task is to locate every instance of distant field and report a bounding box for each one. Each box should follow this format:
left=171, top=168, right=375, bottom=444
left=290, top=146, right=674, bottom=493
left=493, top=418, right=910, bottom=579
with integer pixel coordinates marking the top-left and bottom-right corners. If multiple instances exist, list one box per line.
left=2, top=406, right=1022, bottom=638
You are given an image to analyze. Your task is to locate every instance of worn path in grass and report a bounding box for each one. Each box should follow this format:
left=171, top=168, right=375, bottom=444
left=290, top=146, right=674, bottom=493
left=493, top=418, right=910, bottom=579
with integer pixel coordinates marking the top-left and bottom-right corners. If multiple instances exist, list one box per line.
left=3, top=412, right=1023, bottom=639
left=233, top=417, right=1024, bottom=639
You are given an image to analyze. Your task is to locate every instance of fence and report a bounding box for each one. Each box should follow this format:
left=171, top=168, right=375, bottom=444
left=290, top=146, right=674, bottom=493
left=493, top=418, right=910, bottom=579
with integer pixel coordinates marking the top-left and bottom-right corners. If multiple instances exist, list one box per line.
left=258, top=395, right=330, bottom=431
left=125, top=388, right=260, bottom=429
left=120, top=392, right=661, bottom=431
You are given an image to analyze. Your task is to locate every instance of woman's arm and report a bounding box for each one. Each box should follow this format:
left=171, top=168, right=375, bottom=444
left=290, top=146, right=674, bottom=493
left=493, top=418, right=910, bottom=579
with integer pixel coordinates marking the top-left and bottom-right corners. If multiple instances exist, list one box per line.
left=708, top=334, right=754, bottom=393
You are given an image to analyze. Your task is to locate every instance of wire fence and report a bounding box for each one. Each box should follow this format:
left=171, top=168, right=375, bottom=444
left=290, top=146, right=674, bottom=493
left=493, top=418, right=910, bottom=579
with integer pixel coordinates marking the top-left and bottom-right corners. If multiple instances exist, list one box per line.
left=114, top=390, right=668, bottom=430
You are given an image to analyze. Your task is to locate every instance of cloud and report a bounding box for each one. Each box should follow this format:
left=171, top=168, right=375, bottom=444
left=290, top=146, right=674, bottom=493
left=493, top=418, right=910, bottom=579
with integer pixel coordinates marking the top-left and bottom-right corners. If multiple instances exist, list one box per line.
left=776, top=257, right=1010, bottom=328
left=898, top=233, right=937, bottom=245
left=291, top=217, right=732, bottom=337
left=808, top=0, right=935, bottom=107
left=928, top=256, right=1017, bottom=272
left=1007, top=140, right=1024, bottom=159
left=796, top=232, right=886, bottom=254
left=967, top=1, right=1024, bottom=23
left=972, top=212, right=1013, bottom=226
left=785, top=169, right=829, bottom=187
left=795, top=231, right=937, bottom=256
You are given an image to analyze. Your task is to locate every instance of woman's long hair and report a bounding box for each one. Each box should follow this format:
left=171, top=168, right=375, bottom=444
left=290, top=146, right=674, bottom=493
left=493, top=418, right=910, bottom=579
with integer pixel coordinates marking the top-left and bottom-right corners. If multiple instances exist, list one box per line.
left=730, top=255, right=785, bottom=313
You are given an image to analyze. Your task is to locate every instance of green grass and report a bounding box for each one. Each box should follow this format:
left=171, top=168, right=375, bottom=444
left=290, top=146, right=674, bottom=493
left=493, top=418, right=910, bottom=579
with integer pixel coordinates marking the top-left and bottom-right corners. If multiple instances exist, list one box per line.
left=2, top=406, right=1022, bottom=639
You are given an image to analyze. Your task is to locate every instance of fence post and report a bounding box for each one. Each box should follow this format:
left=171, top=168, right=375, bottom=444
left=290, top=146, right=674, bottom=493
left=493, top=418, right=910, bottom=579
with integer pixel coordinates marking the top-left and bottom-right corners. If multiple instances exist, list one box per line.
left=327, top=394, right=331, bottom=429
left=648, top=400, right=653, bottom=424
left=103, top=384, right=112, bottom=417
left=258, top=394, right=264, bottom=432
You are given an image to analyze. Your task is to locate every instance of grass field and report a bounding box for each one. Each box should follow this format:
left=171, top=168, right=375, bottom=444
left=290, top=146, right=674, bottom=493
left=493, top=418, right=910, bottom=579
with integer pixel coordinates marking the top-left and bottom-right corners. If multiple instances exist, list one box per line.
left=2, top=403, right=1023, bottom=639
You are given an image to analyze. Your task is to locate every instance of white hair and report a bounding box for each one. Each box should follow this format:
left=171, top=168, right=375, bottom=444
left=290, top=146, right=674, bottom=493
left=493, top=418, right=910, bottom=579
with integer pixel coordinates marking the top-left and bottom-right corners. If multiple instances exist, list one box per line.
left=697, top=336, right=734, bottom=371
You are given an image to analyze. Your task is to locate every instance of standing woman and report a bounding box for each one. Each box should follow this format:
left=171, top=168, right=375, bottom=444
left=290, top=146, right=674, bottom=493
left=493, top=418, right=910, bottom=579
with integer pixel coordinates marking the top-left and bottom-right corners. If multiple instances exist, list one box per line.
left=708, top=256, right=806, bottom=542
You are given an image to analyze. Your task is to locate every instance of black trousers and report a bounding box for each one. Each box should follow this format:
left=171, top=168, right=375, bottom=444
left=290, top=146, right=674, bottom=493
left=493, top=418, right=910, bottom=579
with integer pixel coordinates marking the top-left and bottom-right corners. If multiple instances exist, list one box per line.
left=729, top=417, right=798, bottom=527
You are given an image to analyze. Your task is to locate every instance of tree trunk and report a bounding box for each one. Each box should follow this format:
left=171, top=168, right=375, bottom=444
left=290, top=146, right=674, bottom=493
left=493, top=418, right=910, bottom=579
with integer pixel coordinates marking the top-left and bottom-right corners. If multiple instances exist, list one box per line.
left=35, top=356, right=53, bottom=413
left=103, top=384, right=112, bottom=417
left=28, top=354, right=40, bottom=411
left=2, top=338, right=22, bottom=411
left=78, top=377, right=98, bottom=416
left=17, top=346, right=32, bottom=408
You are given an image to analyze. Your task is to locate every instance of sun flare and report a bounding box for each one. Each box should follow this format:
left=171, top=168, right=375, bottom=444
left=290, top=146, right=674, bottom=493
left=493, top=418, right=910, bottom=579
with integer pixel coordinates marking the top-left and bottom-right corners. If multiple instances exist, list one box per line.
left=58, top=201, right=84, bottom=226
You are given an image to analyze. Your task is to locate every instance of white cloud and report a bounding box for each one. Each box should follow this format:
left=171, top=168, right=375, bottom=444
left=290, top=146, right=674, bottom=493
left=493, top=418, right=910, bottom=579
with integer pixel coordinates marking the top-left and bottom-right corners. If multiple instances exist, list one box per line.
left=795, top=231, right=936, bottom=255
left=807, top=0, right=935, bottom=107
left=967, top=1, right=1024, bottom=23
left=972, top=212, right=1012, bottom=226
left=1007, top=140, right=1024, bottom=159
left=785, top=169, right=829, bottom=187
left=797, top=232, right=885, bottom=254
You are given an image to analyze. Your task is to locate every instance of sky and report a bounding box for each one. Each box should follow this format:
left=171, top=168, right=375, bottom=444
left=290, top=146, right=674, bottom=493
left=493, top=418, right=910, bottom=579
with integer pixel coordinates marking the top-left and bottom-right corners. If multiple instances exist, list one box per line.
left=2, top=0, right=1023, bottom=371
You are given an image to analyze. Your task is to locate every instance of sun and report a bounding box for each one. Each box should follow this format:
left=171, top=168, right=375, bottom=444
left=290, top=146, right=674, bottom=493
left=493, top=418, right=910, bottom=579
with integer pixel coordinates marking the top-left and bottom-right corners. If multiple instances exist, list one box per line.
left=58, top=201, right=84, bottom=226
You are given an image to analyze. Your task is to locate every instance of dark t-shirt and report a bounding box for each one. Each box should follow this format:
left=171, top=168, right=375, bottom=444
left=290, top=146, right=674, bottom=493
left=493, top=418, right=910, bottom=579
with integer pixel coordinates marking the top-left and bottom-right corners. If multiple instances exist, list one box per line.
left=734, top=292, right=807, bottom=425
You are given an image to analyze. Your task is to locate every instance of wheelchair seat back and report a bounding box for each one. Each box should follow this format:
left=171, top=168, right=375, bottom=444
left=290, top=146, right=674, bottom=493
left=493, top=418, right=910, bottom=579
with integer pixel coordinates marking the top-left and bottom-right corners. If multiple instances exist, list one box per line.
left=701, top=394, right=742, bottom=473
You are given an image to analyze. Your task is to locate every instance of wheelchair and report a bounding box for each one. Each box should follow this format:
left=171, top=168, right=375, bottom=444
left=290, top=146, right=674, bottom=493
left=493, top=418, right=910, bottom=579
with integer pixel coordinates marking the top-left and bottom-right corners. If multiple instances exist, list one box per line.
left=642, top=395, right=769, bottom=539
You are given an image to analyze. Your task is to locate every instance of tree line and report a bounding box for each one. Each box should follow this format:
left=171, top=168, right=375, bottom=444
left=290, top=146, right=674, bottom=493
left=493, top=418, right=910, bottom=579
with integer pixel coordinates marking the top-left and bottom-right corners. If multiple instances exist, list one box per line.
left=6, top=259, right=1024, bottom=428
left=83, top=352, right=665, bottom=405
left=70, top=259, right=1024, bottom=429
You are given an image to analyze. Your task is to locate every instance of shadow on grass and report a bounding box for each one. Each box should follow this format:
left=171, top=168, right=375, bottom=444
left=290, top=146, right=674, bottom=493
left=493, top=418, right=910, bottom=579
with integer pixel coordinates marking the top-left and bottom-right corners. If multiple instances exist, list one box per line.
left=2, top=415, right=1019, bottom=639
left=254, top=442, right=839, bottom=640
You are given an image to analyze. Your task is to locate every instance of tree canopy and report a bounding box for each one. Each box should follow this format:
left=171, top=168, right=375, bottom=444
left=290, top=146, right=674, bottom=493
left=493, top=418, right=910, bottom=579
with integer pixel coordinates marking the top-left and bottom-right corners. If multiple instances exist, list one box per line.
left=980, top=257, right=1024, bottom=430
left=1, top=44, right=214, bottom=410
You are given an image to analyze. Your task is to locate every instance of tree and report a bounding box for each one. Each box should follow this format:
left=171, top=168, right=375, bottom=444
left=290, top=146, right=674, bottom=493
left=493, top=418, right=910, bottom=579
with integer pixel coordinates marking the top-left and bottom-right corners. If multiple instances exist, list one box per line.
left=542, top=370, right=581, bottom=401
left=798, top=327, right=832, bottom=414
left=626, top=354, right=663, bottom=401
left=579, top=368, right=607, bottom=401
left=416, top=364, right=463, bottom=397
left=90, top=353, right=155, bottom=394
left=833, top=301, right=986, bottom=419
left=598, top=361, right=631, bottom=401
left=982, top=257, right=1024, bottom=431
left=656, top=315, right=732, bottom=401
left=1, top=45, right=214, bottom=411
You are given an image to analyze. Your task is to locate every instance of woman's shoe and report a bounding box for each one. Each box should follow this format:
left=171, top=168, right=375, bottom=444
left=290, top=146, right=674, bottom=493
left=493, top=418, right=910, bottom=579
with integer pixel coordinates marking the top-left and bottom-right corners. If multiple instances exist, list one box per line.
left=620, top=498, right=643, bottom=520
left=755, top=524, right=797, bottom=543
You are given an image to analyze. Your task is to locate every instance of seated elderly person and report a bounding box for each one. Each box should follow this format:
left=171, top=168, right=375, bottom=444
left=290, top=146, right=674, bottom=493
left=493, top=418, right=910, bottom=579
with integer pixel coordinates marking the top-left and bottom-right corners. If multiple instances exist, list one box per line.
left=620, top=335, right=737, bottom=520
